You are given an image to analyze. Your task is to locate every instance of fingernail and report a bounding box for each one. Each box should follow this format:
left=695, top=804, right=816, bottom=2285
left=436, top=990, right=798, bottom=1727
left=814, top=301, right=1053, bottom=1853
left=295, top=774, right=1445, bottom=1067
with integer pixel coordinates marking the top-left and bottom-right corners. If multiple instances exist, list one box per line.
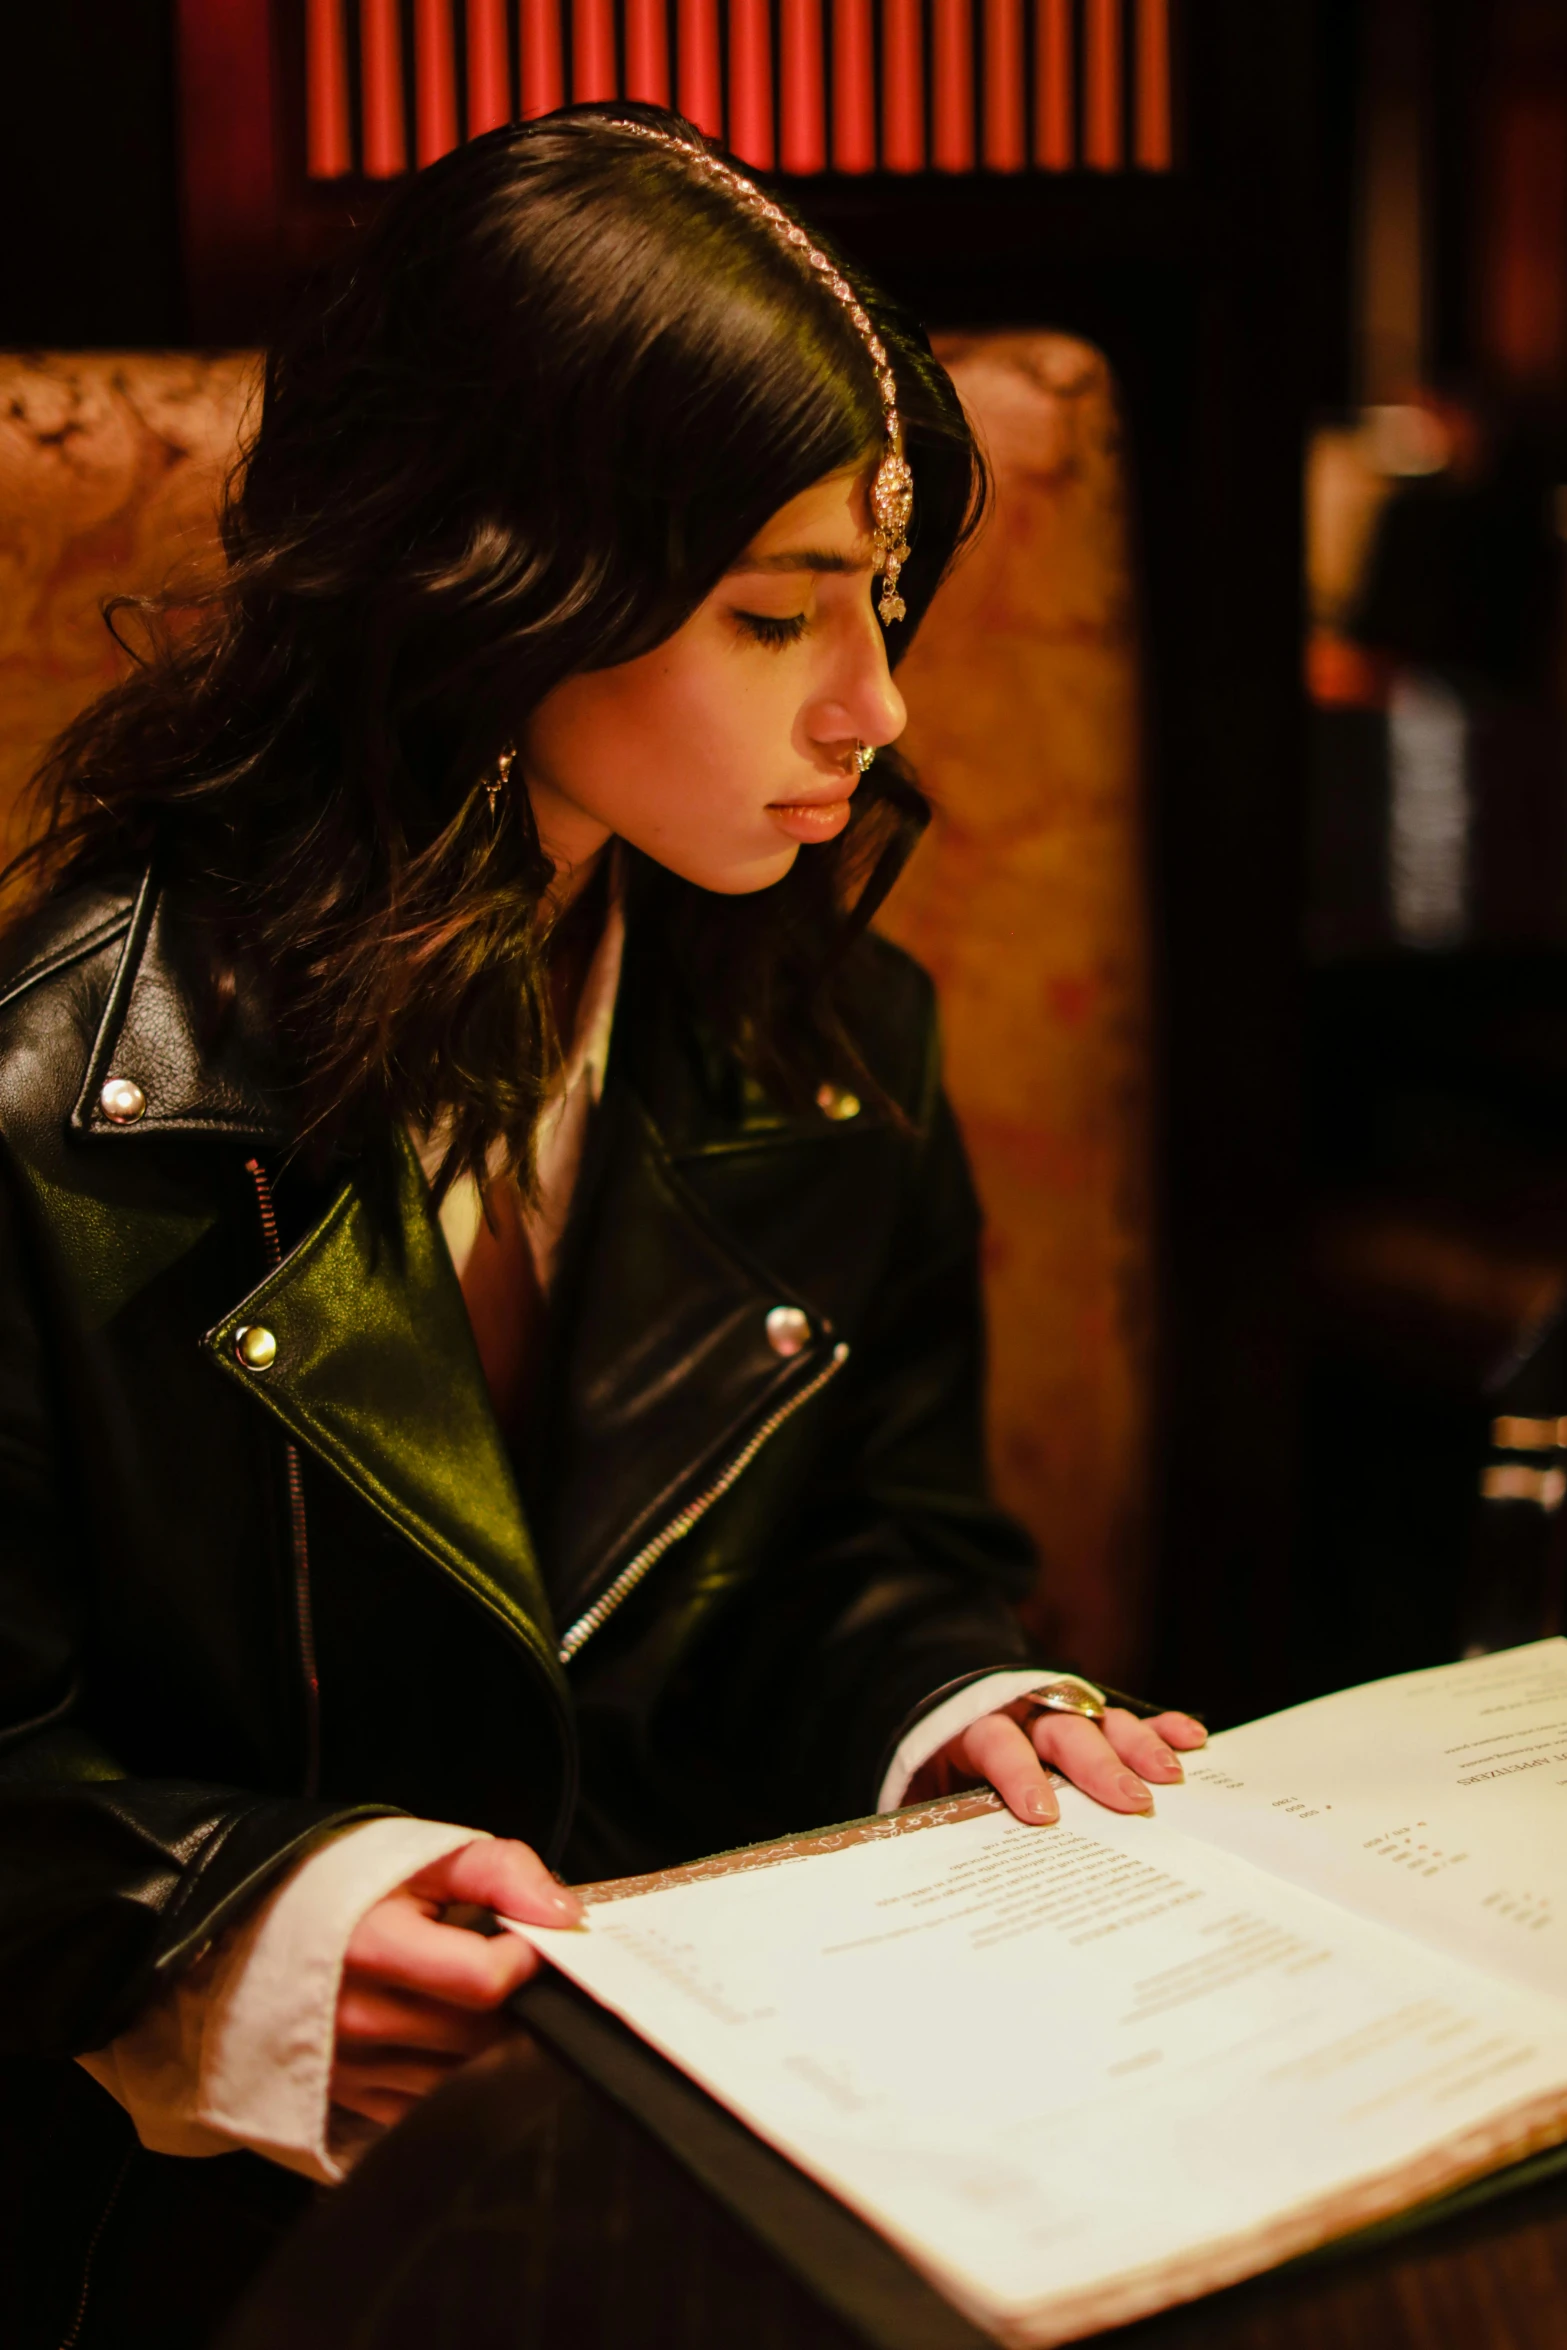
left=1024, top=1787, right=1059, bottom=1822
left=1119, top=1772, right=1154, bottom=1810
left=1157, top=1747, right=1184, bottom=1780
left=549, top=1888, right=584, bottom=1923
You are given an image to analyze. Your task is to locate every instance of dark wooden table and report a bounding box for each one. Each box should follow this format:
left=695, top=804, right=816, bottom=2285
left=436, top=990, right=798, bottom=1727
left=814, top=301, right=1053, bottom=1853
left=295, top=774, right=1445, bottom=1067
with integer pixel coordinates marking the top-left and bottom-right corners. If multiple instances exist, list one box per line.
left=220, top=2015, right=1567, bottom=2350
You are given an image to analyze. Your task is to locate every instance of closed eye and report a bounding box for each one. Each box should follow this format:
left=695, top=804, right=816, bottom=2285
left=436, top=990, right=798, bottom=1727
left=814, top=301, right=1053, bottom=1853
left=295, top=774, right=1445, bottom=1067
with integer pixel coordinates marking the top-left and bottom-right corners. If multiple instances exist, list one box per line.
left=732, top=610, right=810, bottom=650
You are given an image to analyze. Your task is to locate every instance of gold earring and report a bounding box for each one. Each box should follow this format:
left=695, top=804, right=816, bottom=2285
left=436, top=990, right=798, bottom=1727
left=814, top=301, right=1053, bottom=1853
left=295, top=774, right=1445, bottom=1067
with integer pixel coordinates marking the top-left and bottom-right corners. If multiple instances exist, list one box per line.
left=855, top=742, right=877, bottom=774
left=484, top=744, right=516, bottom=822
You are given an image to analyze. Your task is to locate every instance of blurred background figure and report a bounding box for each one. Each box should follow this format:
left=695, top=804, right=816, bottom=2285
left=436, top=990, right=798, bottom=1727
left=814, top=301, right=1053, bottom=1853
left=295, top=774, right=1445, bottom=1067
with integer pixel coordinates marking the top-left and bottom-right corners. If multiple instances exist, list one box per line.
left=1308, top=384, right=1562, bottom=956
left=1303, top=0, right=1567, bottom=1695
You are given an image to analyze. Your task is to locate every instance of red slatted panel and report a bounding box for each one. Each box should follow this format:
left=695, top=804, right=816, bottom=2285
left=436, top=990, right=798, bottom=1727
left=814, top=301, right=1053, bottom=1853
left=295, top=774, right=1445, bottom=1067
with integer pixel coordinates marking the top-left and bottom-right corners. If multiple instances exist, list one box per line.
left=1083, top=0, right=1123, bottom=168
left=982, top=0, right=1023, bottom=168
left=1134, top=0, right=1171, bottom=168
left=415, top=0, right=459, bottom=163
left=1034, top=0, right=1072, bottom=167
left=306, top=0, right=353, bottom=176
left=832, top=0, right=876, bottom=171
left=467, top=0, right=513, bottom=131
left=931, top=0, right=974, bottom=170
left=361, top=0, right=408, bottom=175
left=303, top=0, right=1176, bottom=179
left=519, top=0, right=565, bottom=113
left=574, top=0, right=619, bottom=95
left=882, top=0, right=923, bottom=171
left=625, top=0, right=671, bottom=100
left=678, top=0, right=724, bottom=134
left=729, top=0, right=775, bottom=166
left=779, top=0, right=826, bottom=170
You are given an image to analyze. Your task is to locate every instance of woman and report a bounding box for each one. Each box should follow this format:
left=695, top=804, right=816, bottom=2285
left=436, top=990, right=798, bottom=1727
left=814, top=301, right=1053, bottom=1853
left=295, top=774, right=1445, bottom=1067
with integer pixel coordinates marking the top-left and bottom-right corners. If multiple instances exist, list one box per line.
left=0, top=107, right=1202, bottom=2343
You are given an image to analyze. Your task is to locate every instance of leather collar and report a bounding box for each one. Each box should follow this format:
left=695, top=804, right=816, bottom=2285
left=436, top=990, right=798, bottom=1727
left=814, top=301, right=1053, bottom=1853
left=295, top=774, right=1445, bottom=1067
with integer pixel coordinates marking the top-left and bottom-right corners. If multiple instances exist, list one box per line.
left=71, top=867, right=291, bottom=1145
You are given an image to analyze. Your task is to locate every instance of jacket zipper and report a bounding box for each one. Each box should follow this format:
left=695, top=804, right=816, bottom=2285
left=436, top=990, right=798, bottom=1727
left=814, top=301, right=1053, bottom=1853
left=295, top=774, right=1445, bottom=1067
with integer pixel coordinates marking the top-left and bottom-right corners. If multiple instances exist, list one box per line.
left=557, top=1340, right=849, bottom=1665
left=244, top=1157, right=321, bottom=1798
left=56, top=2144, right=133, bottom=2350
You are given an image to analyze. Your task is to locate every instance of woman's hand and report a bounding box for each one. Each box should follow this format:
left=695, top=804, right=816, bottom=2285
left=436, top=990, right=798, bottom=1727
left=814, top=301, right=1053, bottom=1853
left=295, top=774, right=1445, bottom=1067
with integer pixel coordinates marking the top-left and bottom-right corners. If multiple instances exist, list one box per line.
left=910, top=1701, right=1208, bottom=1826
left=332, top=1838, right=582, bottom=2130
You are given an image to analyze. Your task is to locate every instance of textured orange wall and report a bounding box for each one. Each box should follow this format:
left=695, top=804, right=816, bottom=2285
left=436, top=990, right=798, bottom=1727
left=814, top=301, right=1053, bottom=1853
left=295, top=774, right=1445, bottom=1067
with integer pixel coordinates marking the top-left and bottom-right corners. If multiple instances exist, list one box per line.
left=881, top=334, right=1154, bottom=1682
left=0, top=341, right=1154, bottom=1681
left=0, top=353, right=255, bottom=859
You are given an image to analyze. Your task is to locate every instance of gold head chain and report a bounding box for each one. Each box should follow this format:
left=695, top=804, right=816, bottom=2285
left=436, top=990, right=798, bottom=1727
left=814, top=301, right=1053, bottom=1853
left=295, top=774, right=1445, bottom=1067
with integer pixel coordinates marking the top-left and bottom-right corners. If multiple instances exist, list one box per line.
left=616, top=120, right=914, bottom=625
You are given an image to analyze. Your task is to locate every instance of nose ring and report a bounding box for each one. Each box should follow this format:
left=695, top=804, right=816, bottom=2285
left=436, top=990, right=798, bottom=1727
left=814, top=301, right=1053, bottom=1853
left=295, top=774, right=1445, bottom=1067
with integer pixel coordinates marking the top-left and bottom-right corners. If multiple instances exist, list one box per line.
left=855, top=742, right=877, bottom=774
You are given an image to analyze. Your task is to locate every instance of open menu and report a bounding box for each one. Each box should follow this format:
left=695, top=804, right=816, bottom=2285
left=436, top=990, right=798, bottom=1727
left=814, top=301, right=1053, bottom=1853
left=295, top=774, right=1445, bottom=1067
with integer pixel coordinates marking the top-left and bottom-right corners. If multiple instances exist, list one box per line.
left=505, top=1640, right=1567, bottom=2346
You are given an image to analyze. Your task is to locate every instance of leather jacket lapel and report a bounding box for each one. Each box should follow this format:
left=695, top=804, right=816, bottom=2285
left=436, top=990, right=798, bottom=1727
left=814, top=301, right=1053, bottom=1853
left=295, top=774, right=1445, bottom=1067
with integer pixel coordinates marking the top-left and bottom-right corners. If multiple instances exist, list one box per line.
left=541, top=1085, right=843, bottom=1643
left=204, top=1128, right=568, bottom=1697
left=71, top=869, right=289, bottom=1144
left=76, top=862, right=841, bottom=1680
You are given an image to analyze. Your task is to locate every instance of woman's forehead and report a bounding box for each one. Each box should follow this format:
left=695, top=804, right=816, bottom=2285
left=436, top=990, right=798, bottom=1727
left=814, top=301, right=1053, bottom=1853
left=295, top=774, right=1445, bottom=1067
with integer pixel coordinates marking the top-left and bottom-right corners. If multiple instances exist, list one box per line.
left=729, top=465, right=875, bottom=573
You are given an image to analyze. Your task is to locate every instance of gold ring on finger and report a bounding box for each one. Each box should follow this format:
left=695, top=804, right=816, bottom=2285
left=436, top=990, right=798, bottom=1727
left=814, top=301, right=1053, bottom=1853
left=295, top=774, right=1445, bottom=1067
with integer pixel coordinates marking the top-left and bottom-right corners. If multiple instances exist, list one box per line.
left=1021, top=1675, right=1108, bottom=1725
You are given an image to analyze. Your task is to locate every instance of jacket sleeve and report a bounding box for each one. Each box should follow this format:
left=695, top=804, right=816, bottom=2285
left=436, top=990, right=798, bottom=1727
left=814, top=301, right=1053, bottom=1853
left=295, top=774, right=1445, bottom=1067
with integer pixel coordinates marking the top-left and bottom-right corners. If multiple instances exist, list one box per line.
left=0, top=1160, right=389, bottom=2059
left=670, top=1076, right=1044, bottom=1837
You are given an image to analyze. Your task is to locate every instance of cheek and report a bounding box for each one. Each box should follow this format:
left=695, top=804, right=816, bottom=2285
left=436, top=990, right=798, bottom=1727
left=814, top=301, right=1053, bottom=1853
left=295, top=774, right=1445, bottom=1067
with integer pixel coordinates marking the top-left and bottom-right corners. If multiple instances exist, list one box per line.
left=538, top=655, right=762, bottom=819
left=534, top=656, right=710, bottom=800
left=526, top=651, right=798, bottom=889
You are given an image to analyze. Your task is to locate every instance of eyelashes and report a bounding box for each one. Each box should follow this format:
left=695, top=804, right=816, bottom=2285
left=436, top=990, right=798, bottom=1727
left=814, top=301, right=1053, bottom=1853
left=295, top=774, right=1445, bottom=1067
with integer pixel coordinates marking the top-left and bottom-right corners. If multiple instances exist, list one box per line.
left=733, top=610, right=810, bottom=650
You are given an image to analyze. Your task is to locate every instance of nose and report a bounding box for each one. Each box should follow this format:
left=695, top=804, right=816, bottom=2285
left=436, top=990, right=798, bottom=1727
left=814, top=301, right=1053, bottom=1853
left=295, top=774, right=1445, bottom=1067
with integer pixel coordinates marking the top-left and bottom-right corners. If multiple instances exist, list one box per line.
left=861, top=658, right=907, bottom=751
left=810, top=618, right=908, bottom=760
left=851, top=604, right=907, bottom=748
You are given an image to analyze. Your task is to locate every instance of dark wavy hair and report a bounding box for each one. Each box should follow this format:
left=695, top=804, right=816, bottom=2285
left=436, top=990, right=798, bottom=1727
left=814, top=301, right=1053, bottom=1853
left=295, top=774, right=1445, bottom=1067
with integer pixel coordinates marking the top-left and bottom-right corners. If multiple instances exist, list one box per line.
left=12, top=104, right=985, bottom=1194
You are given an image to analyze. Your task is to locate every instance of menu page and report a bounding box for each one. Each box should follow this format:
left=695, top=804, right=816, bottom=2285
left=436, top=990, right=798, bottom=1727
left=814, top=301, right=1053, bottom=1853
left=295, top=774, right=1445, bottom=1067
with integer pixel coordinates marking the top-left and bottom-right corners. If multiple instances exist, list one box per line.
left=1163, top=1639, right=1567, bottom=2002
left=509, top=1793, right=1567, bottom=2346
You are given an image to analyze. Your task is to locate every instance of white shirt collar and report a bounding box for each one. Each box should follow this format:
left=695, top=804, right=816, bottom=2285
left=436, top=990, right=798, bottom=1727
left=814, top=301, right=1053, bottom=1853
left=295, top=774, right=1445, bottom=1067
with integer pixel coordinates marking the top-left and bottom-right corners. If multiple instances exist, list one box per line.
left=556, top=852, right=625, bottom=1112
left=420, top=846, right=626, bottom=1290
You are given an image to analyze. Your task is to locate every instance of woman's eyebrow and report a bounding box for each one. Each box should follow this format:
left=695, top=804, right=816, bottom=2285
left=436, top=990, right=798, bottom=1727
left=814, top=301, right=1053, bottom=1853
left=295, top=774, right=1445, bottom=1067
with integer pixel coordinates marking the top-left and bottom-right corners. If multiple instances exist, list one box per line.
left=726, top=547, right=873, bottom=575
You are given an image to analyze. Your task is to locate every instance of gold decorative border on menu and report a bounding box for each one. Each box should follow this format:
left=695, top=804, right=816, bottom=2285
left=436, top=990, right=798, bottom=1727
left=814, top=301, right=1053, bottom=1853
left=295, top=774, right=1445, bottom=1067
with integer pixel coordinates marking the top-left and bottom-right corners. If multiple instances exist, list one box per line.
left=578, top=1789, right=1006, bottom=1906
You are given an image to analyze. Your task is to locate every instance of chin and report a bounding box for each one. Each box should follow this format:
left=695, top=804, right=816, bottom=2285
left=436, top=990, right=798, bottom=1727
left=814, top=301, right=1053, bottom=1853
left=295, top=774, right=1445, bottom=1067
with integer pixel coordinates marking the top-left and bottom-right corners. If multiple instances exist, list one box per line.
left=670, top=844, right=800, bottom=896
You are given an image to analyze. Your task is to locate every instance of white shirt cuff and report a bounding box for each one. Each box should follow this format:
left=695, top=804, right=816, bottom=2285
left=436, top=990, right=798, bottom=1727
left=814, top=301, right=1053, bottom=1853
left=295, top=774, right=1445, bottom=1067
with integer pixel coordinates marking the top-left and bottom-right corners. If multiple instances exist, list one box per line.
left=876, top=1668, right=1070, bottom=1812
left=79, top=1814, right=484, bottom=2185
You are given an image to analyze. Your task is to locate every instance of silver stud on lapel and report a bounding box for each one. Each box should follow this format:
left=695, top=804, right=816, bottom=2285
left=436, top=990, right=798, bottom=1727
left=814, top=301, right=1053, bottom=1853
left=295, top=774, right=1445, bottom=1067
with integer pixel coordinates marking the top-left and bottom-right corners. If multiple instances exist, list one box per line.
left=235, top=1325, right=278, bottom=1371
left=99, top=1076, right=146, bottom=1124
left=815, top=1082, right=861, bottom=1122
left=765, top=1304, right=811, bottom=1358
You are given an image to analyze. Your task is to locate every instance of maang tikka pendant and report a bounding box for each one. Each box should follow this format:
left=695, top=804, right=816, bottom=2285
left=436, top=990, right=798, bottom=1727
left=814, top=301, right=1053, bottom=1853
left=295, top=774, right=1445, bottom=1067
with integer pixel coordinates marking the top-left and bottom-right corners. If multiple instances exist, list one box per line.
left=612, top=124, right=914, bottom=632
left=871, top=443, right=914, bottom=627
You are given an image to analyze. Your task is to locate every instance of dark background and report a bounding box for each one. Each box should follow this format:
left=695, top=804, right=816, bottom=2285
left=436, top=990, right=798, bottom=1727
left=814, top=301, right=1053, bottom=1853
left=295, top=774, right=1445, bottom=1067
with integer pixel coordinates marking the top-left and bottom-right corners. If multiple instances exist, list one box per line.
left=2, top=4, right=185, bottom=348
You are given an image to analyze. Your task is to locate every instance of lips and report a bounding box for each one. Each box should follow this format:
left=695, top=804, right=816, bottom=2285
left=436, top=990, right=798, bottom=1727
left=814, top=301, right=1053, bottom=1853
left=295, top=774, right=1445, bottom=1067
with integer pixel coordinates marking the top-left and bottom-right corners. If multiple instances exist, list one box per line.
left=766, top=796, right=853, bottom=843
left=768, top=767, right=860, bottom=809
left=765, top=769, right=857, bottom=845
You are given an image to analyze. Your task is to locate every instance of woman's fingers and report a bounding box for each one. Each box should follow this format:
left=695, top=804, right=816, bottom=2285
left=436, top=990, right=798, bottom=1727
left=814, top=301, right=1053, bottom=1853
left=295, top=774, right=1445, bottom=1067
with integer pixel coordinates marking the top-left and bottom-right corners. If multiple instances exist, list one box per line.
left=335, top=1980, right=509, bottom=2055
left=1027, top=1711, right=1160, bottom=1812
left=950, top=1711, right=1060, bottom=1825
left=330, top=2082, right=420, bottom=2130
left=345, top=1838, right=581, bottom=2009
left=328, top=1837, right=586, bottom=2131
left=404, top=1837, right=583, bottom=1930
left=330, top=2048, right=465, bottom=2128
left=1148, top=1709, right=1207, bottom=1751
left=331, top=2050, right=463, bottom=2103
left=1092, top=1707, right=1191, bottom=1786
left=346, top=1889, right=544, bottom=2008
left=930, top=1697, right=1208, bottom=1827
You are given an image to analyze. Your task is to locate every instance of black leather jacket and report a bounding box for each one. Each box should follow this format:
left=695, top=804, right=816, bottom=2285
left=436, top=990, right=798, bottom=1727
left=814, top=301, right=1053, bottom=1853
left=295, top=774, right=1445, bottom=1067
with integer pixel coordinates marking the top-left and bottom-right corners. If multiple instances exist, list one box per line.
left=0, top=865, right=1035, bottom=2064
